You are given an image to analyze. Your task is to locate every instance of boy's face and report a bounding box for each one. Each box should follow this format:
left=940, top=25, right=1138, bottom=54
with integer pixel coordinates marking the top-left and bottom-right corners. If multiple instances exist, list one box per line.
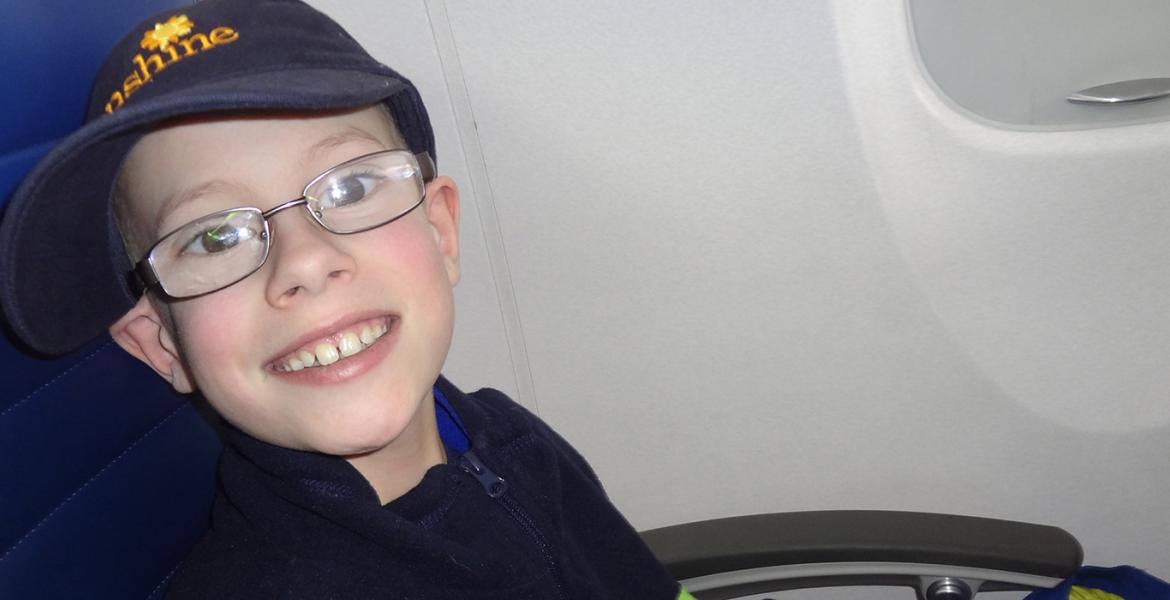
left=112, top=106, right=461, bottom=458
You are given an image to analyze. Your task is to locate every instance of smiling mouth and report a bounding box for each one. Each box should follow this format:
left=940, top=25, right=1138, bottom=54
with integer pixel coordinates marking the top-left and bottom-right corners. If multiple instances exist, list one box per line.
left=271, top=316, right=395, bottom=373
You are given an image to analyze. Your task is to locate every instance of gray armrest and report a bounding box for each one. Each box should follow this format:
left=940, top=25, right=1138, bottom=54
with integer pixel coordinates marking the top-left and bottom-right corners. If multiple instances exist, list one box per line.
left=640, top=511, right=1083, bottom=599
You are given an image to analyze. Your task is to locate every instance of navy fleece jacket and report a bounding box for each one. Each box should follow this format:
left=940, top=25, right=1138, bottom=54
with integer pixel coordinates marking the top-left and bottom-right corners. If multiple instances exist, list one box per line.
left=165, top=377, right=683, bottom=599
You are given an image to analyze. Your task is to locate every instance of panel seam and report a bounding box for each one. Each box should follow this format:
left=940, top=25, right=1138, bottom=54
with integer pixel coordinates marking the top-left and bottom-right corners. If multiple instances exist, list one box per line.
left=1, top=340, right=114, bottom=418
left=422, top=0, right=538, bottom=412
left=0, top=400, right=191, bottom=562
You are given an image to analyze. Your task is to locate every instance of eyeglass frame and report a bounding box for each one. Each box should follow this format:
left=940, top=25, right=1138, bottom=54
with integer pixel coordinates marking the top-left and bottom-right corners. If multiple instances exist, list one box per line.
left=132, top=149, right=436, bottom=300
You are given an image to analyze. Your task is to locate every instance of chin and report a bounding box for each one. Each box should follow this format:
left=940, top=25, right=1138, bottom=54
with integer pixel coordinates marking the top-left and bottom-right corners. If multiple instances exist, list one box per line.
left=301, top=431, right=393, bottom=458
left=314, top=404, right=421, bottom=457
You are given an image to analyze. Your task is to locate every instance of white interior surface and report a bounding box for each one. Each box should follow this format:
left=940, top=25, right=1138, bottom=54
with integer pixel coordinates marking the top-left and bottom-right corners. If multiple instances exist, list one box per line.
left=312, top=0, right=1170, bottom=580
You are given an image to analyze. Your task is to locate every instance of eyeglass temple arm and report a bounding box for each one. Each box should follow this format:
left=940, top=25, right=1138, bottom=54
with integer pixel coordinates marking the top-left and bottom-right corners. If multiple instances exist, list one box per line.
left=133, top=257, right=161, bottom=293
left=416, top=152, right=436, bottom=183
left=127, top=256, right=163, bottom=298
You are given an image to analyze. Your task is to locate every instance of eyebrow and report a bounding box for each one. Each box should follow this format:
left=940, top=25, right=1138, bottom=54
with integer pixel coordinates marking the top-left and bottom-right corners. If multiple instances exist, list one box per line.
left=155, top=179, right=245, bottom=236
left=154, top=126, right=386, bottom=234
left=305, top=126, right=385, bottom=163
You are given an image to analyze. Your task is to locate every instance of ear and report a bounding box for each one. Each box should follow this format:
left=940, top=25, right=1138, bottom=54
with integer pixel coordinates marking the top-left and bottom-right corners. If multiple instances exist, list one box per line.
left=109, top=296, right=196, bottom=393
left=424, top=175, right=461, bottom=286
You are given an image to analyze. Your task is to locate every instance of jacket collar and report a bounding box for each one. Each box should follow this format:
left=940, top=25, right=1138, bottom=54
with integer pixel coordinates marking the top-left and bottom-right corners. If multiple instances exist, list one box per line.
left=219, top=375, right=531, bottom=510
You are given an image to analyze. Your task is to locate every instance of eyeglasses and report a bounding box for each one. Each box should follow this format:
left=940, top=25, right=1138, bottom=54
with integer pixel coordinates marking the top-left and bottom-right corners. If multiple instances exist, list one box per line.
left=134, top=149, right=435, bottom=299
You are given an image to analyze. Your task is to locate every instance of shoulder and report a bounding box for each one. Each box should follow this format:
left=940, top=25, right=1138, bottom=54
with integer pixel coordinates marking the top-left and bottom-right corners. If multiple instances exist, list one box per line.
left=439, top=378, right=571, bottom=450
left=439, top=377, right=605, bottom=489
left=164, top=510, right=292, bottom=598
left=444, top=379, right=535, bottom=423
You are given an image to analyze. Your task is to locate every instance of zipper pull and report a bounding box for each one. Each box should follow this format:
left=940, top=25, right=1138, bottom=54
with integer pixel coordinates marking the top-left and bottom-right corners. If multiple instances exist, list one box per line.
left=459, top=450, right=508, bottom=498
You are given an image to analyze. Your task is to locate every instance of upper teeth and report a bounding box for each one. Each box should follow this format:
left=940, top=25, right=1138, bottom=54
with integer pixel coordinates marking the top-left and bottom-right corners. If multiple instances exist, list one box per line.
left=278, top=322, right=388, bottom=372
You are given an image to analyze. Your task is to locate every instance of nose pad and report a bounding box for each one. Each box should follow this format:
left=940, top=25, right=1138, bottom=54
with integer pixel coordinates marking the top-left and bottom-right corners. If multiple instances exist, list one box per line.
left=262, top=207, right=356, bottom=304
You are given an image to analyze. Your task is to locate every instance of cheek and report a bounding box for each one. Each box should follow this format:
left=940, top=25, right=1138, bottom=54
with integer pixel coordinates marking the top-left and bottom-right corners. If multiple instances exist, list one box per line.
left=369, top=219, right=457, bottom=345
left=367, top=217, right=452, bottom=288
left=168, top=292, right=256, bottom=383
left=168, top=291, right=275, bottom=430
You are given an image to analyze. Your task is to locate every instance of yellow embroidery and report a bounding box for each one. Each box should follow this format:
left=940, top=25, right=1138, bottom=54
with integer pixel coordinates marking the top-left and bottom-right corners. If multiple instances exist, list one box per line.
left=140, top=15, right=195, bottom=52
left=1069, top=585, right=1124, bottom=600
left=104, top=14, right=240, bottom=114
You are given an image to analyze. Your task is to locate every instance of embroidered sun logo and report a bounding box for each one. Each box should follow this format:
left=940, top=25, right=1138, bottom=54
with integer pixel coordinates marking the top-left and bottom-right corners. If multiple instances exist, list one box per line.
left=140, top=15, right=195, bottom=51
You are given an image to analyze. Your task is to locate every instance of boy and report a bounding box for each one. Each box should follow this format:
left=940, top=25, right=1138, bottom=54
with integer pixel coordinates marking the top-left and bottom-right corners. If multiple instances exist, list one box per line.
left=0, top=1, right=691, bottom=597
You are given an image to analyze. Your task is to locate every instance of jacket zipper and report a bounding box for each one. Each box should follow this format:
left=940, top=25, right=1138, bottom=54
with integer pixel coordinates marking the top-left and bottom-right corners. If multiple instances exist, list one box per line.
left=459, top=451, right=565, bottom=599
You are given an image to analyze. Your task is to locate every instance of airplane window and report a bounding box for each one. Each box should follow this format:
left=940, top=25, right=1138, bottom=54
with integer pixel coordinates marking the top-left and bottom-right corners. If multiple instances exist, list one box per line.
left=909, top=0, right=1170, bottom=128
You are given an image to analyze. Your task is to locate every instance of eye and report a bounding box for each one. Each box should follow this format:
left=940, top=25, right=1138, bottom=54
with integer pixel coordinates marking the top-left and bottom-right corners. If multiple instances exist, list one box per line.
left=319, top=171, right=384, bottom=208
left=180, top=219, right=259, bottom=256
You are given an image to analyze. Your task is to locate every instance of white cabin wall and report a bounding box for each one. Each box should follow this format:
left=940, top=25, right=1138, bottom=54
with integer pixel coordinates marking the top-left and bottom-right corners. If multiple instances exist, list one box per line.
left=311, top=0, right=1170, bottom=576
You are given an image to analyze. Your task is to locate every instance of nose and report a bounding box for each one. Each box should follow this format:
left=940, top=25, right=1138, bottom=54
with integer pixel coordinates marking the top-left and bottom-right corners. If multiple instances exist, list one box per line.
left=262, top=204, right=356, bottom=306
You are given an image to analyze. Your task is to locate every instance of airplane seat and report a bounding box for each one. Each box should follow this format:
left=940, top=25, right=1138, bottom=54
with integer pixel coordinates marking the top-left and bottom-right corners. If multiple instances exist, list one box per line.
left=0, top=2, right=221, bottom=598
left=642, top=510, right=1083, bottom=599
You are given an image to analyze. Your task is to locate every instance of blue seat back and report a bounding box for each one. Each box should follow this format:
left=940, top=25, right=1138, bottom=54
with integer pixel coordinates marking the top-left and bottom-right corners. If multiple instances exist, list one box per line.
left=0, top=2, right=221, bottom=597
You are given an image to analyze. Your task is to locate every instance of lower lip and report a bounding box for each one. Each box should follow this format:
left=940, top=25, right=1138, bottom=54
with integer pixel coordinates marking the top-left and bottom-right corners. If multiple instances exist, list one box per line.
left=268, top=319, right=398, bottom=386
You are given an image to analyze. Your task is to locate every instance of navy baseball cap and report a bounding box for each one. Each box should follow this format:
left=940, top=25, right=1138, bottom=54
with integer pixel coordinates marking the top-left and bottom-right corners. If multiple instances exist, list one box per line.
left=0, top=0, right=435, bottom=355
